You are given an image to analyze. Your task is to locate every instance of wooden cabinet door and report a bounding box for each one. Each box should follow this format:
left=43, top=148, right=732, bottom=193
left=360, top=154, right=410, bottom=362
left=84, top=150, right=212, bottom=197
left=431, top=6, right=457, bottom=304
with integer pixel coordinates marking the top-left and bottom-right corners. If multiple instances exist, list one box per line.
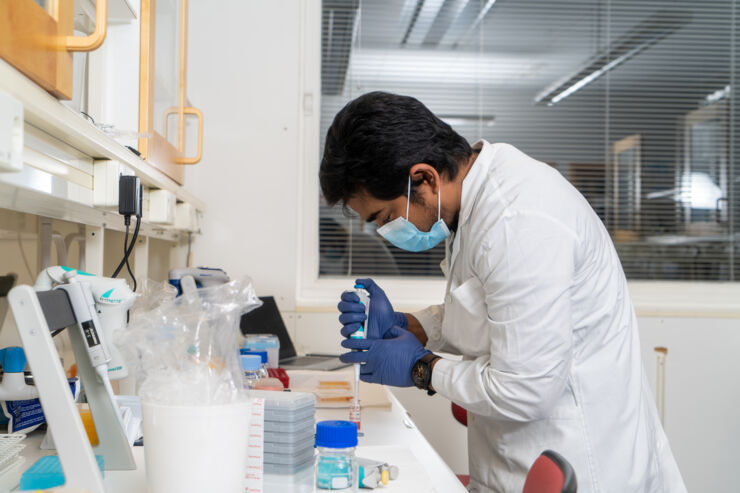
left=0, top=0, right=74, bottom=99
left=0, top=0, right=107, bottom=100
left=139, top=0, right=202, bottom=185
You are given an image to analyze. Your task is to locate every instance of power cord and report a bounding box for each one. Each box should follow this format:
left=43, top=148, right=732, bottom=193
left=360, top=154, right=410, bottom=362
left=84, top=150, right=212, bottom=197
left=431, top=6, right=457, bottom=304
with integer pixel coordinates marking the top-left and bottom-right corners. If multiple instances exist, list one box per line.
left=112, top=215, right=140, bottom=291
left=112, top=176, right=142, bottom=291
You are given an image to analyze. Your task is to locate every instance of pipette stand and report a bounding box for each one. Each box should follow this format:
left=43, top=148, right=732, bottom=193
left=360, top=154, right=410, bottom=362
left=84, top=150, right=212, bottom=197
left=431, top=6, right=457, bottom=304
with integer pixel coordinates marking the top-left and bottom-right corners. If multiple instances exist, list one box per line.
left=8, top=285, right=135, bottom=493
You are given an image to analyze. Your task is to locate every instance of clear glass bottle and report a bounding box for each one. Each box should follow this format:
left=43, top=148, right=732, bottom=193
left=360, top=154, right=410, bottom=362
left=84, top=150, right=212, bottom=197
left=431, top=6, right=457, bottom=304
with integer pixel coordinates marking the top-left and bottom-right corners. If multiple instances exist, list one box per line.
left=315, top=420, right=358, bottom=491
left=241, top=354, right=263, bottom=390
left=241, top=350, right=269, bottom=379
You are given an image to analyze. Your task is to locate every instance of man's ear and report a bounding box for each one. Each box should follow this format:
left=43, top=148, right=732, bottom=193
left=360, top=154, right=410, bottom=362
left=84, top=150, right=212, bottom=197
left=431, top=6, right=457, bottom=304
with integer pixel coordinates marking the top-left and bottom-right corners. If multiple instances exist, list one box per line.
left=409, top=164, right=440, bottom=194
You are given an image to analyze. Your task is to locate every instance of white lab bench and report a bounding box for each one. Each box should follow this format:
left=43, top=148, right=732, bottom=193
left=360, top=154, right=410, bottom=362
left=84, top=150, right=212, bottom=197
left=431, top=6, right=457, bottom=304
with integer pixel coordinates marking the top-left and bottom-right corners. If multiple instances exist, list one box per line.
left=9, top=388, right=465, bottom=493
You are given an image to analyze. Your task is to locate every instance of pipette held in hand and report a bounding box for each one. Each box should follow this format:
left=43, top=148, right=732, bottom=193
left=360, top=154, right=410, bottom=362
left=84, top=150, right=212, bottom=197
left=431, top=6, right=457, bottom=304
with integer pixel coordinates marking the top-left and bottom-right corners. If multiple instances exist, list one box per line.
left=350, top=283, right=370, bottom=430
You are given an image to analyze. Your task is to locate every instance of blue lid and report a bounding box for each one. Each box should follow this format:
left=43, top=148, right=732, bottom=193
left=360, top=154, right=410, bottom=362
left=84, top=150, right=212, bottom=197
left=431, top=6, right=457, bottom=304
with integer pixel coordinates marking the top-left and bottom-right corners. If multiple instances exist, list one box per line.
left=354, top=283, right=365, bottom=290
left=315, top=420, right=358, bottom=448
left=240, top=350, right=267, bottom=364
left=241, top=354, right=262, bottom=371
left=0, top=347, right=26, bottom=373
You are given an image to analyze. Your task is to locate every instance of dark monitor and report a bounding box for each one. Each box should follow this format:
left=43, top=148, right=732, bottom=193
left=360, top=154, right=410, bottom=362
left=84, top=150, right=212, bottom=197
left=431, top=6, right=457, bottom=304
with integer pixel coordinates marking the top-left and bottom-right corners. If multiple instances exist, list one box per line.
left=239, top=296, right=297, bottom=360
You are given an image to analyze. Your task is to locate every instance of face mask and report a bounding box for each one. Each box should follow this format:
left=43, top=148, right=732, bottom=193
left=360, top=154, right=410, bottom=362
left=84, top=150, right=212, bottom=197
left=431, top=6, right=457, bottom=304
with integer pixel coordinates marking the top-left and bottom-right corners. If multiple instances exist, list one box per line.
left=377, top=177, right=450, bottom=252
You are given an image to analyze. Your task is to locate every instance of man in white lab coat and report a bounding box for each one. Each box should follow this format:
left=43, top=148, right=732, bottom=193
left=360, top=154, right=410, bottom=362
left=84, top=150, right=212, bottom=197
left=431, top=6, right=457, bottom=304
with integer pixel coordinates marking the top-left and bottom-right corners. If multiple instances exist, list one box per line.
left=320, top=92, right=686, bottom=492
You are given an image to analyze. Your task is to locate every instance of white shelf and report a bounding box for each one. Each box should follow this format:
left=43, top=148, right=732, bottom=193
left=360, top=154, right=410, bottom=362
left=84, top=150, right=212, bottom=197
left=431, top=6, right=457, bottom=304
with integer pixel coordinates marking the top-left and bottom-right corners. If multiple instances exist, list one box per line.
left=0, top=59, right=205, bottom=212
left=0, top=177, right=180, bottom=242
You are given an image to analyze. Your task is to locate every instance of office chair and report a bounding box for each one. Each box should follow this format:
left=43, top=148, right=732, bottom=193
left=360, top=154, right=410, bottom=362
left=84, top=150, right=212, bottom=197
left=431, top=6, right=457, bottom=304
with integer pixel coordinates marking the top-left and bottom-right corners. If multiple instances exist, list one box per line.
left=522, top=450, right=577, bottom=493
left=450, top=402, right=470, bottom=486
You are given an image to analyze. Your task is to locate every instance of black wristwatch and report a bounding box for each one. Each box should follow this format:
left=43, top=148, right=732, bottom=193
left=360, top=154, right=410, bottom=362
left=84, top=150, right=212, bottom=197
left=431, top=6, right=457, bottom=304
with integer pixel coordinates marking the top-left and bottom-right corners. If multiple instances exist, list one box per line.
left=412, top=353, right=441, bottom=395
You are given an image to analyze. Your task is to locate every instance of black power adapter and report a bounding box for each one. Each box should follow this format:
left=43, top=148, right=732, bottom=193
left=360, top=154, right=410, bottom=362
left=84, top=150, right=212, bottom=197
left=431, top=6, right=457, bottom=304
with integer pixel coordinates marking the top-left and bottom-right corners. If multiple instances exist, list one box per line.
left=118, top=175, right=143, bottom=218
left=113, top=175, right=143, bottom=291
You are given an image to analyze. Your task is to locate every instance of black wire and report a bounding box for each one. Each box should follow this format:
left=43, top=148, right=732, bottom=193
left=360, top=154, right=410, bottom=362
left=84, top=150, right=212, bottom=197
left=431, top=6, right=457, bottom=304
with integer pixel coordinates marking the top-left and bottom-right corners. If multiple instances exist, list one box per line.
left=120, top=220, right=137, bottom=291
left=111, top=216, right=140, bottom=292
left=125, top=249, right=137, bottom=292
left=80, top=111, right=95, bottom=124
left=112, top=221, right=130, bottom=279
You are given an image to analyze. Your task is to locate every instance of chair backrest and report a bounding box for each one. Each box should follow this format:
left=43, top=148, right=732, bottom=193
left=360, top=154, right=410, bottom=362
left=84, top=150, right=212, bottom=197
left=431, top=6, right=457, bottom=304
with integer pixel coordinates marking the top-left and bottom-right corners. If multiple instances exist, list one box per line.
left=451, top=402, right=468, bottom=427
left=522, top=450, right=577, bottom=493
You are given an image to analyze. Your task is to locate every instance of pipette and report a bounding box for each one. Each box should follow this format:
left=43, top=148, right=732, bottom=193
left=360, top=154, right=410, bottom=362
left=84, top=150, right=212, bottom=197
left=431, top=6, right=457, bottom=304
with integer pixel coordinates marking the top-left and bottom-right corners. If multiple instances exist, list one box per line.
left=349, top=283, right=370, bottom=430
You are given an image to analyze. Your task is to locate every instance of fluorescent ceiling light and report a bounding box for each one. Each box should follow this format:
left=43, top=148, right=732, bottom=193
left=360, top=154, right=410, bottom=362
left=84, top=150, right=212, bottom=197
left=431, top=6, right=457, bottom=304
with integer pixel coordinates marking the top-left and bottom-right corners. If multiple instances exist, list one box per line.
left=423, top=0, right=471, bottom=46
left=348, top=48, right=539, bottom=85
left=452, top=0, right=497, bottom=48
left=402, top=0, right=446, bottom=45
left=441, top=115, right=495, bottom=127
left=535, top=10, right=690, bottom=106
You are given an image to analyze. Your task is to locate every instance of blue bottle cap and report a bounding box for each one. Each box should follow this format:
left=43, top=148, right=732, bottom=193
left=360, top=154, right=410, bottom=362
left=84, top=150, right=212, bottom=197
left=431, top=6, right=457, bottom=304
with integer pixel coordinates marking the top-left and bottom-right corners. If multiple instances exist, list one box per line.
left=315, top=420, right=358, bottom=448
left=354, top=284, right=365, bottom=290
left=240, top=350, right=268, bottom=364
left=0, top=347, right=26, bottom=373
left=240, top=354, right=262, bottom=371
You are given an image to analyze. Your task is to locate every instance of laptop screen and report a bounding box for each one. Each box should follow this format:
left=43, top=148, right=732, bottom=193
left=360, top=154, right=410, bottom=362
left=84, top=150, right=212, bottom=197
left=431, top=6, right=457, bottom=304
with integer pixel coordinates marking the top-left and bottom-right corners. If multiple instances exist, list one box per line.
left=239, top=296, right=297, bottom=360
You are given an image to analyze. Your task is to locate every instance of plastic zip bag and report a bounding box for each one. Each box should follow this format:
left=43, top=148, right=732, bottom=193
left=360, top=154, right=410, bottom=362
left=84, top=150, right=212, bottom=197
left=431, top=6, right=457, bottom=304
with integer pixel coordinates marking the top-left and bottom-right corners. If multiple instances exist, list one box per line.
left=117, top=278, right=262, bottom=405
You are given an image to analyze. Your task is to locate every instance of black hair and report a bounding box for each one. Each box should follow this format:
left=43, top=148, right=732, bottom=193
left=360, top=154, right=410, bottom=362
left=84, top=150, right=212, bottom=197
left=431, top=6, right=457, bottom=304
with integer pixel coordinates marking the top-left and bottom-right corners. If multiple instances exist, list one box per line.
left=319, top=91, right=472, bottom=205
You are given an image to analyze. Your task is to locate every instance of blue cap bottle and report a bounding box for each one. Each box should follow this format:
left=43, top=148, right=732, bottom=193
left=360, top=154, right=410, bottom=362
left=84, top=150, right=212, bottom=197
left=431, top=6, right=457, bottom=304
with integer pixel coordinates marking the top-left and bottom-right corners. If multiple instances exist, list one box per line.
left=315, top=420, right=358, bottom=490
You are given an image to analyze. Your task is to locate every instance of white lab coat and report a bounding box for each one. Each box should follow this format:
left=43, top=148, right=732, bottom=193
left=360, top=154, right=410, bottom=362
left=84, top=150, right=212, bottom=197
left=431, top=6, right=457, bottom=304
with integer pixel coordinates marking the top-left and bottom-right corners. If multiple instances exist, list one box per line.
left=413, top=141, right=686, bottom=493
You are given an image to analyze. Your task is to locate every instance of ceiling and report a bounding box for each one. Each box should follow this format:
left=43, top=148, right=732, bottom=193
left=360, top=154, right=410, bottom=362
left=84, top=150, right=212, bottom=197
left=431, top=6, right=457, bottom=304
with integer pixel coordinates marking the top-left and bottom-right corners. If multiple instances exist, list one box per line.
left=323, top=0, right=734, bottom=95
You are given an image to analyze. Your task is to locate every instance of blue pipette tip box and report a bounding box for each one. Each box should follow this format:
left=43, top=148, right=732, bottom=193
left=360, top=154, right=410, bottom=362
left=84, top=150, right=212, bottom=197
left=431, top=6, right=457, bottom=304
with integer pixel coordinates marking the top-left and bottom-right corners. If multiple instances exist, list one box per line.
left=20, top=455, right=105, bottom=490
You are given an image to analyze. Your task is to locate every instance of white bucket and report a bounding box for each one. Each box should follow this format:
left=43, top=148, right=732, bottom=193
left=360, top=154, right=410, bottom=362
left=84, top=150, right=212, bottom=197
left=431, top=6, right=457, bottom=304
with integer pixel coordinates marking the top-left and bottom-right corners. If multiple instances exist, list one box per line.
left=142, top=399, right=251, bottom=493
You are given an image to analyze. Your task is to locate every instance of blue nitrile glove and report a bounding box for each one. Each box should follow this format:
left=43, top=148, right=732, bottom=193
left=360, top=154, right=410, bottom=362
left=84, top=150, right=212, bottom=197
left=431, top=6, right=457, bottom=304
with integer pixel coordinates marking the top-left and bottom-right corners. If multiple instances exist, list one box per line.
left=337, top=278, right=408, bottom=339
left=339, top=326, right=430, bottom=387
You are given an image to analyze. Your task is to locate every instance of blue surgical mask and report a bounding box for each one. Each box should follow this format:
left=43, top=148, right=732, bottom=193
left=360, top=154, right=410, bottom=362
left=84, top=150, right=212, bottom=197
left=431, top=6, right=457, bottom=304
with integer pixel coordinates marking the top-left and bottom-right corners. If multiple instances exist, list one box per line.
left=377, top=177, right=450, bottom=252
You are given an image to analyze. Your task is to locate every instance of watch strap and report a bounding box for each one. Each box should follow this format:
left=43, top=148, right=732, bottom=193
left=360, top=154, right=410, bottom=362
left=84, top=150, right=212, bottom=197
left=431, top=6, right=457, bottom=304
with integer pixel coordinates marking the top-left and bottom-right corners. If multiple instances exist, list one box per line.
left=413, top=353, right=440, bottom=394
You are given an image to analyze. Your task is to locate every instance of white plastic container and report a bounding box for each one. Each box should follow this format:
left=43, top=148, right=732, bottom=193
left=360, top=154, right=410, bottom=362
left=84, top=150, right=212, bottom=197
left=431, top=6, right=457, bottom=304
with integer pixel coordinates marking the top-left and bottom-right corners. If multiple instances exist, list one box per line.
left=142, top=399, right=251, bottom=493
left=243, top=334, right=280, bottom=368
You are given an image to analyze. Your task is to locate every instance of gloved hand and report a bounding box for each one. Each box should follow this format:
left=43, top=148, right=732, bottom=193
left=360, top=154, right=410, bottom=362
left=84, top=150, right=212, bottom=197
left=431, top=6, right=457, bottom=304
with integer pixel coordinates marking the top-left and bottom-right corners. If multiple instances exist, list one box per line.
left=337, top=278, right=408, bottom=339
left=339, top=326, right=430, bottom=387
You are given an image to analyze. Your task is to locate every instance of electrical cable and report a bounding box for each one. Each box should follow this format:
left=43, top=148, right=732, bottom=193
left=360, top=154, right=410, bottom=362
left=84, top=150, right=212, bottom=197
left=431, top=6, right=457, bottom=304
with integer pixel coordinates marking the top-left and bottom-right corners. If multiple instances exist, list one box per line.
left=112, top=220, right=130, bottom=278
left=125, top=248, right=136, bottom=292
left=121, top=220, right=137, bottom=292
left=111, top=216, right=140, bottom=291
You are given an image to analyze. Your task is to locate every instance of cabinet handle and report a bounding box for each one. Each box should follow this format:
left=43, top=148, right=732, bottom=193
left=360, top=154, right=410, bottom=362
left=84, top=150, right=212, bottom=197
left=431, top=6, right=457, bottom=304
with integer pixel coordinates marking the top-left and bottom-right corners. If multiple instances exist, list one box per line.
left=64, top=0, right=108, bottom=52
left=163, top=106, right=203, bottom=165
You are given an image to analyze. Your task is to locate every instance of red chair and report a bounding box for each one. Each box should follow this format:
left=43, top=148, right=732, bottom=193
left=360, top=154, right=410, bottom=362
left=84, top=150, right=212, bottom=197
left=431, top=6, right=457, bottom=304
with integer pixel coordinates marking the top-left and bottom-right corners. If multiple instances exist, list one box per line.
left=451, top=402, right=468, bottom=427
left=523, top=450, right=577, bottom=493
left=451, top=403, right=470, bottom=486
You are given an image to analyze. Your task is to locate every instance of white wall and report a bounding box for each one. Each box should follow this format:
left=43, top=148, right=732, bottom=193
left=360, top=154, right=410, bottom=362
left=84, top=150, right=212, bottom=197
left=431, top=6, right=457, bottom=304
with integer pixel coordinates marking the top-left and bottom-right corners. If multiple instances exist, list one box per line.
left=186, top=0, right=302, bottom=313
left=185, top=1, right=740, bottom=485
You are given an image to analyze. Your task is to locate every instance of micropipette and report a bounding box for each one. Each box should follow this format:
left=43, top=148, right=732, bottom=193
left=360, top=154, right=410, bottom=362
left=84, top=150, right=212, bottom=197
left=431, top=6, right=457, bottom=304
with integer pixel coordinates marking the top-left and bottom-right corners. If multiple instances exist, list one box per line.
left=350, top=283, right=370, bottom=430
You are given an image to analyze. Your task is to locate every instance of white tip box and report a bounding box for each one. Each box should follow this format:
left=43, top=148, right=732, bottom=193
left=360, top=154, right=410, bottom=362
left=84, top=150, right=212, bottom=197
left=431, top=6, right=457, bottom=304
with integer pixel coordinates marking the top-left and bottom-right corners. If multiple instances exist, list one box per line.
left=0, top=90, right=23, bottom=173
left=93, top=160, right=135, bottom=208
left=148, top=189, right=176, bottom=225
left=175, top=202, right=199, bottom=232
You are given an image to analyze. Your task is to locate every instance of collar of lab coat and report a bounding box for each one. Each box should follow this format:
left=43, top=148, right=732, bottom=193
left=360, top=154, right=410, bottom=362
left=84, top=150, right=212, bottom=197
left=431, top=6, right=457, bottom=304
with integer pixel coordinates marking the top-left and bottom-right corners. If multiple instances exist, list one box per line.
left=458, top=139, right=494, bottom=228
left=443, top=140, right=494, bottom=280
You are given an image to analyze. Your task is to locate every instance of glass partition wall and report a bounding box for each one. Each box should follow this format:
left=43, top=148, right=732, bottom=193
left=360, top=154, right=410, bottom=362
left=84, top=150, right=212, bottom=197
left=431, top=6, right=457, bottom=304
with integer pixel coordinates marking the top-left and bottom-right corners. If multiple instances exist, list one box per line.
left=319, top=0, right=740, bottom=281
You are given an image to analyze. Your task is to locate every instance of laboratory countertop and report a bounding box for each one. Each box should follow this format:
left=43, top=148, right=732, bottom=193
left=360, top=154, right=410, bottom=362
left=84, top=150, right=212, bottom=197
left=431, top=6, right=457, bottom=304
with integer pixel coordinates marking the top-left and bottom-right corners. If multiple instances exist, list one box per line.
left=10, top=388, right=466, bottom=493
